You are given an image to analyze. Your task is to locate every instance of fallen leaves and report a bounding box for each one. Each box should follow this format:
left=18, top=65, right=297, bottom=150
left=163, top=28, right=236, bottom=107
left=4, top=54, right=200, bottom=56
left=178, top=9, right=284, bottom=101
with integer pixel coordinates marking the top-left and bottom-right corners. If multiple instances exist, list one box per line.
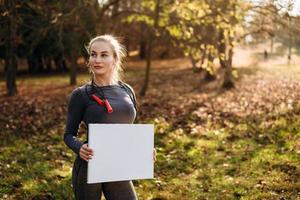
left=0, top=57, right=300, bottom=199
left=0, top=84, right=73, bottom=139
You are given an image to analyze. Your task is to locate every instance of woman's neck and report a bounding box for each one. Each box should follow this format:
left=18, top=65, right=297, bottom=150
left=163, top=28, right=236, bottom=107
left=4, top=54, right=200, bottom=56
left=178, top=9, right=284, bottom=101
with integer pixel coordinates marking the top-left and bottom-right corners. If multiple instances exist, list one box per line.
left=93, top=76, right=116, bottom=86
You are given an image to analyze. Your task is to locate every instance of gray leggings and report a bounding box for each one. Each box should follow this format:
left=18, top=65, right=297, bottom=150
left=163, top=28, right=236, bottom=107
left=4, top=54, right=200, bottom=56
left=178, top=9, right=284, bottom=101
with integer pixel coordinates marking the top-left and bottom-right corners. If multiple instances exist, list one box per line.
left=72, top=156, right=138, bottom=200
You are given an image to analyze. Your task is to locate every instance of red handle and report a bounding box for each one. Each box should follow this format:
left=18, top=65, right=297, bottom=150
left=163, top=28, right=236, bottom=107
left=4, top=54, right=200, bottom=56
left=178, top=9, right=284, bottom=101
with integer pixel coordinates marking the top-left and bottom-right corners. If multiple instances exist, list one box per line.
left=104, top=99, right=113, bottom=113
left=91, top=94, right=104, bottom=105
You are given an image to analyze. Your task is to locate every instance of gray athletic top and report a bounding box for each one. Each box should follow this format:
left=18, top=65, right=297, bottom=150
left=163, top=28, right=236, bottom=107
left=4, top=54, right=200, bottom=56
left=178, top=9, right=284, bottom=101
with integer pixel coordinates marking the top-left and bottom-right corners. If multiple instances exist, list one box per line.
left=64, top=83, right=136, bottom=154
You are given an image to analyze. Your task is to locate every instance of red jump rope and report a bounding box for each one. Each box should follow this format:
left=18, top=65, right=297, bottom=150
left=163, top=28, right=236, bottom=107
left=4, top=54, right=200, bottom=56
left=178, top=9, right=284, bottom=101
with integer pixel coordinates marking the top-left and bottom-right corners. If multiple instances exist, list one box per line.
left=91, top=94, right=113, bottom=113
left=90, top=79, right=113, bottom=114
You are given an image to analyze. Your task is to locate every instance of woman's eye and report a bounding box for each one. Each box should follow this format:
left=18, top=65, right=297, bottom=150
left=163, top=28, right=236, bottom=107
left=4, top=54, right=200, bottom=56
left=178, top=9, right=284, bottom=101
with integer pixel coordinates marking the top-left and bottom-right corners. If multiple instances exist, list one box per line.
left=91, top=53, right=97, bottom=57
left=101, top=54, right=108, bottom=57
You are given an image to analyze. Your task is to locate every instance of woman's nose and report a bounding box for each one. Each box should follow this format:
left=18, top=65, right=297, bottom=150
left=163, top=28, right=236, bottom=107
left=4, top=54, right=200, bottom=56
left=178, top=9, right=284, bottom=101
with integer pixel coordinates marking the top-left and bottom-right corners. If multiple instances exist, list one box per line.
left=95, top=56, right=101, bottom=62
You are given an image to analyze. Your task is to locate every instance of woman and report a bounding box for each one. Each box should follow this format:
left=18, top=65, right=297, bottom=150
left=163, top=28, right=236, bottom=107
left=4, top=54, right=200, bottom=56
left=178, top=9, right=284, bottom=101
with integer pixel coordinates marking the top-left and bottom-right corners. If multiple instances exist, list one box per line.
left=64, top=35, right=150, bottom=200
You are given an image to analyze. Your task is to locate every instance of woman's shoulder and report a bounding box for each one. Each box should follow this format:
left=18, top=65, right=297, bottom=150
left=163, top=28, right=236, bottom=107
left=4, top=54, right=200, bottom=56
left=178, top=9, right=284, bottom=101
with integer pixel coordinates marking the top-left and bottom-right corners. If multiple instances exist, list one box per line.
left=118, top=81, right=135, bottom=94
left=70, top=85, right=83, bottom=94
left=69, top=84, right=90, bottom=99
left=118, top=81, right=137, bottom=107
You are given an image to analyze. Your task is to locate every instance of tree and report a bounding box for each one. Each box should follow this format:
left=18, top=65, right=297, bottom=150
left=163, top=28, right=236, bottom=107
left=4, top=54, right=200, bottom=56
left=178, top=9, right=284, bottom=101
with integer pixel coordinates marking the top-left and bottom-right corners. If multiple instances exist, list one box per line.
left=247, top=1, right=281, bottom=51
left=166, top=0, right=247, bottom=88
left=140, top=0, right=161, bottom=96
left=3, top=0, right=18, bottom=96
left=165, top=0, right=219, bottom=79
left=1, top=0, right=99, bottom=88
left=126, top=0, right=170, bottom=96
left=247, top=0, right=300, bottom=64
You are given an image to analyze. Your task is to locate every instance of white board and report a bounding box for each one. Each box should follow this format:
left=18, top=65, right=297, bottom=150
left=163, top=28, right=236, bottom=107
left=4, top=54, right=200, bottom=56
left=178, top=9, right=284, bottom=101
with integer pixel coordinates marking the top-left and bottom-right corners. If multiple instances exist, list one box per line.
left=87, top=124, right=154, bottom=183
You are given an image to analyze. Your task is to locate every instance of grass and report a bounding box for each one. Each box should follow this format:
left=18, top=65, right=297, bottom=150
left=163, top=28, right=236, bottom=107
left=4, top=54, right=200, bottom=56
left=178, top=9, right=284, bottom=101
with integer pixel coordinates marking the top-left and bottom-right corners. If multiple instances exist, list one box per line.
left=133, top=104, right=300, bottom=200
left=0, top=129, right=74, bottom=199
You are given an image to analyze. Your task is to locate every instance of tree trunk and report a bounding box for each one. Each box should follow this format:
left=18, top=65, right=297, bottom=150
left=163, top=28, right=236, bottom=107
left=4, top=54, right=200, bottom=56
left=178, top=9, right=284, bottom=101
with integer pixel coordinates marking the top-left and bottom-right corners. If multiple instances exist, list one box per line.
left=222, top=36, right=234, bottom=88
left=190, top=56, right=198, bottom=72
left=57, top=24, right=68, bottom=72
left=218, top=30, right=227, bottom=69
left=204, top=51, right=215, bottom=81
left=36, top=54, right=44, bottom=73
left=5, top=0, right=17, bottom=96
left=218, top=29, right=234, bottom=89
left=54, top=55, right=67, bottom=72
left=222, top=48, right=234, bottom=88
left=70, top=52, right=77, bottom=85
left=27, top=55, right=34, bottom=73
left=45, top=56, right=52, bottom=72
left=287, top=15, right=292, bottom=65
left=200, top=44, right=207, bottom=68
left=139, top=0, right=160, bottom=96
left=140, top=33, right=153, bottom=96
left=139, top=38, right=146, bottom=60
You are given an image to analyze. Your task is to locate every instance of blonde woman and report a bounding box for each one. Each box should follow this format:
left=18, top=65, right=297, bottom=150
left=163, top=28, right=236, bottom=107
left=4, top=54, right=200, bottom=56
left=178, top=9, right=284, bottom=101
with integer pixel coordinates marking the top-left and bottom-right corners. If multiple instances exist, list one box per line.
left=64, top=35, right=141, bottom=200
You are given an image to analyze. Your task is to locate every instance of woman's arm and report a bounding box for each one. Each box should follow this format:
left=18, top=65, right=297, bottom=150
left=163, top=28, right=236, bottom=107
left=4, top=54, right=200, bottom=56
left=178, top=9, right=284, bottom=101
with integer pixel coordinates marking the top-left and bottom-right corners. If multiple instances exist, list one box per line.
left=63, top=88, right=85, bottom=154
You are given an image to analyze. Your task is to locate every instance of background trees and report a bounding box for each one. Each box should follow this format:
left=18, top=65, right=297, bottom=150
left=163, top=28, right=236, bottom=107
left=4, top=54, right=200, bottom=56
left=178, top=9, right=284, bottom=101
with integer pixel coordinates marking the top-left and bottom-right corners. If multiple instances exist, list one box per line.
left=246, top=0, right=300, bottom=63
left=1, top=0, right=299, bottom=96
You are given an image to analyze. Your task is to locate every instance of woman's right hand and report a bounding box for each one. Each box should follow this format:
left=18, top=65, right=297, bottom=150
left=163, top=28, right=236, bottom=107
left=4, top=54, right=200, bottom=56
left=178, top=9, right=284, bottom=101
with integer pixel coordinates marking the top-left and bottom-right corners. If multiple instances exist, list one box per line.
left=79, top=144, right=94, bottom=162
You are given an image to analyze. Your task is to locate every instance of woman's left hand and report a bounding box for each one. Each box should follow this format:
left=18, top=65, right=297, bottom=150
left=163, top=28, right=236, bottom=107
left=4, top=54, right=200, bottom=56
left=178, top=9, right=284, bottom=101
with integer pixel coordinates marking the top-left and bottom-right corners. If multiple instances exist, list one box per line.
left=153, top=148, right=157, bottom=162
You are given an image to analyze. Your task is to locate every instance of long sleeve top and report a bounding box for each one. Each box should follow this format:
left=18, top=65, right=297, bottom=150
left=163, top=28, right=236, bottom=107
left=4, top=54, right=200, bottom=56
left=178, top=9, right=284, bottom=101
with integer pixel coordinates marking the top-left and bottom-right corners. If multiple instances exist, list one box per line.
left=64, top=83, right=136, bottom=154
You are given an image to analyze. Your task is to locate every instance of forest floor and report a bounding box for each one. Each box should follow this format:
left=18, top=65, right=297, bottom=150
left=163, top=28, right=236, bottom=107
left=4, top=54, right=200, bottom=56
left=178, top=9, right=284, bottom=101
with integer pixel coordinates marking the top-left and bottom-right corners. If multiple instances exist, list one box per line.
left=0, top=46, right=300, bottom=200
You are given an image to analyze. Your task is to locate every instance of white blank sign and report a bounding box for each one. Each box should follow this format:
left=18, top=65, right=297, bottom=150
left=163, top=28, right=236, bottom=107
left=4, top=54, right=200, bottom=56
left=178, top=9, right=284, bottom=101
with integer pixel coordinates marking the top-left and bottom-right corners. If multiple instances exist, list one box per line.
left=87, top=124, right=154, bottom=183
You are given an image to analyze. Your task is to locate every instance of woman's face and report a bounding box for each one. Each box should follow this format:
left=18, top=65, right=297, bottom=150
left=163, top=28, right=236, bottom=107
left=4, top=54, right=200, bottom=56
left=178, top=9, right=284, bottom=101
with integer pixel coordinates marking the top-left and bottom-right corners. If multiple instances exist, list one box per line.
left=89, top=41, right=115, bottom=78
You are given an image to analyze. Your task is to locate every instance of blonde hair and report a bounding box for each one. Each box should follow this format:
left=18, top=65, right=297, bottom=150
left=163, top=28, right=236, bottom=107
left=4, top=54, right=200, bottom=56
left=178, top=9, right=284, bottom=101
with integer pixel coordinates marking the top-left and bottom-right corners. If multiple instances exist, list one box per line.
left=86, top=35, right=126, bottom=84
